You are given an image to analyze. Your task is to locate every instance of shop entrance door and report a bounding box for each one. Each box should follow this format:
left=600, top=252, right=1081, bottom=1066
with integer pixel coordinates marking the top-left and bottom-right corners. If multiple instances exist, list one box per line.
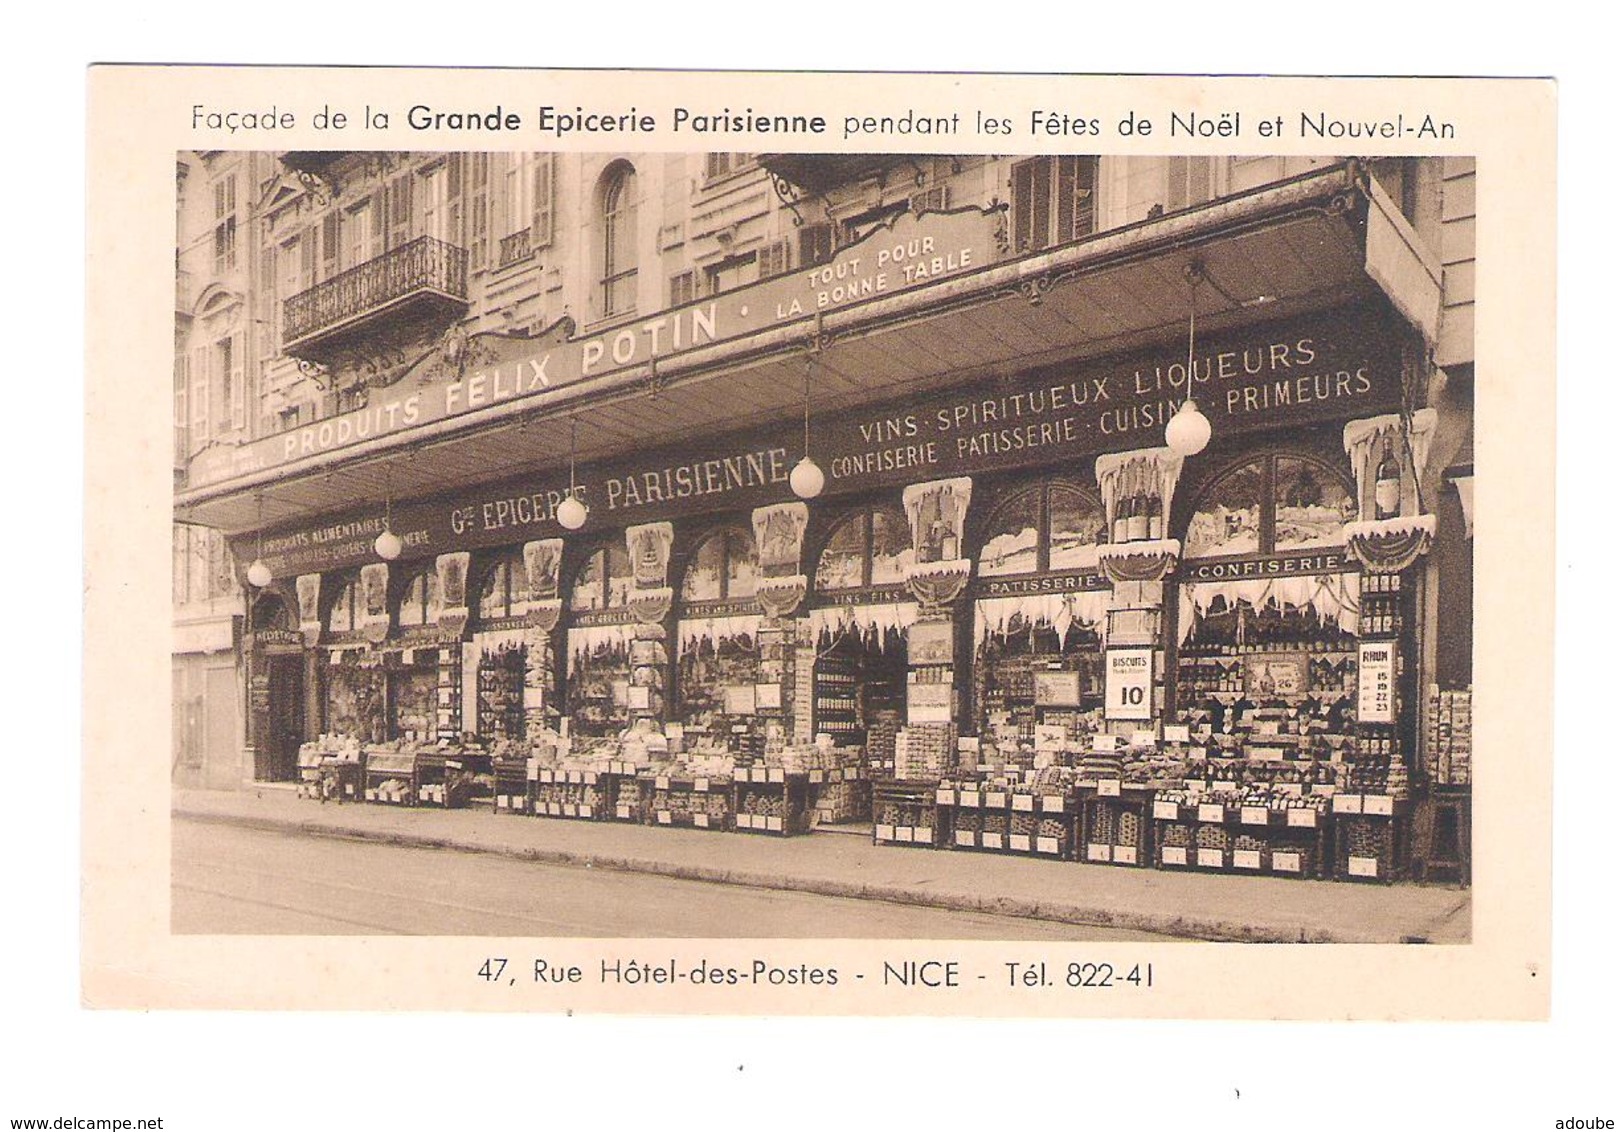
left=261, top=655, right=305, bottom=782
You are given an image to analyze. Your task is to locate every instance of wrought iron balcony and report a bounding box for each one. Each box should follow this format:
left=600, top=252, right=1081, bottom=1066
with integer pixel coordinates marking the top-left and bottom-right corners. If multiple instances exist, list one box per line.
left=282, top=235, right=469, bottom=358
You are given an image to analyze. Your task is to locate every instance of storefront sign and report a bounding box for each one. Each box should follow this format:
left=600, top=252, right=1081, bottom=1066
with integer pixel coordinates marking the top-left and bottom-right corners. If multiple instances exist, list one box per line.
left=1357, top=641, right=1397, bottom=723
left=233, top=306, right=1402, bottom=580
left=192, top=207, right=1005, bottom=489
left=1105, top=648, right=1155, bottom=721
left=971, top=568, right=1109, bottom=598
left=1179, top=551, right=1352, bottom=582
left=250, top=628, right=303, bottom=649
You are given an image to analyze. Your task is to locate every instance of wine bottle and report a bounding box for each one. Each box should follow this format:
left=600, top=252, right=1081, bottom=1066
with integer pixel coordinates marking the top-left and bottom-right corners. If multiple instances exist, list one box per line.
left=1147, top=478, right=1163, bottom=540
left=1374, top=438, right=1401, bottom=520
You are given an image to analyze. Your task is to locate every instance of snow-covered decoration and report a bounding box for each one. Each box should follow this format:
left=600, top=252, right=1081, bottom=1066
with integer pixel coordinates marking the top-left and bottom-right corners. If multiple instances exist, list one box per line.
left=677, top=614, right=762, bottom=657
left=756, top=573, right=808, bottom=619
left=1343, top=409, right=1438, bottom=519
left=1095, top=447, right=1184, bottom=542
left=359, top=562, right=390, bottom=644
left=566, top=623, right=637, bottom=676
left=1177, top=573, right=1361, bottom=644
left=1453, top=476, right=1473, bottom=540
left=752, top=502, right=808, bottom=576
left=526, top=598, right=563, bottom=633
left=811, top=600, right=917, bottom=645
left=1097, top=538, right=1183, bottom=584
left=626, top=522, right=674, bottom=590
left=297, top=573, right=322, bottom=647
left=903, top=477, right=973, bottom=563
left=905, top=557, right=972, bottom=608
left=473, top=628, right=528, bottom=661
left=628, top=585, right=673, bottom=626
left=1184, top=503, right=1261, bottom=560
left=522, top=539, right=563, bottom=603
left=974, top=589, right=1111, bottom=649
left=435, top=552, right=471, bottom=638
left=1342, top=513, right=1438, bottom=574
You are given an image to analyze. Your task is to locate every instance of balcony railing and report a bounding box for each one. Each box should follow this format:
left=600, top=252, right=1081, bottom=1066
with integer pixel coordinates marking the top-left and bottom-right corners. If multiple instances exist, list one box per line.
left=283, top=235, right=469, bottom=347
left=497, top=228, right=532, bottom=269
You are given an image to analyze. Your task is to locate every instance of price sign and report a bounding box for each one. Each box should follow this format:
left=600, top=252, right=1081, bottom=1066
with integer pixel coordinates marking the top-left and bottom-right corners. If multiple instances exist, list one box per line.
left=1009, top=834, right=1031, bottom=852
left=1273, top=851, right=1302, bottom=873
left=985, top=791, right=1008, bottom=809
left=895, top=824, right=913, bottom=841
left=1198, top=803, right=1225, bottom=823
left=1087, top=843, right=1112, bottom=862
left=982, top=832, right=1003, bottom=850
left=1037, top=836, right=1061, bottom=855
left=1333, top=794, right=1363, bottom=814
left=1197, top=848, right=1225, bottom=868
left=1113, top=846, right=1138, bottom=865
left=1233, top=849, right=1262, bottom=870
left=1012, top=794, right=1034, bottom=812
left=955, top=830, right=976, bottom=847
left=1162, top=846, right=1188, bottom=866
left=959, top=790, right=980, bottom=807
left=914, top=827, right=934, bottom=844
left=693, top=812, right=709, bottom=828
left=1364, top=793, right=1395, bottom=816
left=1098, top=779, right=1122, bottom=797
left=1348, top=855, right=1379, bottom=878
left=694, top=777, right=709, bottom=793
left=1357, top=641, right=1398, bottom=723
left=936, top=788, right=956, bottom=805
left=1241, top=806, right=1270, bottom=826
left=766, top=816, right=783, bottom=832
left=1287, top=809, right=1318, bottom=828
left=1105, top=648, right=1155, bottom=721
left=875, top=824, right=894, bottom=842
left=1153, top=800, right=1180, bottom=820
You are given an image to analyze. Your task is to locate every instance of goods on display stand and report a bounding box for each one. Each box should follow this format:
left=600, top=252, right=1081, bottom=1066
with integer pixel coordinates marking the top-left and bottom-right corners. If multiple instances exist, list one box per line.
left=1425, top=685, right=1473, bottom=787
left=296, top=734, right=364, bottom=801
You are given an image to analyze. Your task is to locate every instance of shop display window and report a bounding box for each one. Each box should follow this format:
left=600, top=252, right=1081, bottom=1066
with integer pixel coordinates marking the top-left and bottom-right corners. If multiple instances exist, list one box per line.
left=478, top=550, right=527, bottom=620
left=570, top=543, right=634, bottom=612
left=976, top=481, right=1105, bottom=578
left=396, top=567, right=443, bottom=629
left=476, top=640, right=527, bottom=740
left=325, top=575, right=361, bottom=635
left=677, top=529, right=762, bottom=730
left=1184, top=454, right=1352, bottom=559
left=681, top=529, right=757, bottom=603
left=389, top=653, right=439, bottom=741
left=816, top=506, right=914, bottom=591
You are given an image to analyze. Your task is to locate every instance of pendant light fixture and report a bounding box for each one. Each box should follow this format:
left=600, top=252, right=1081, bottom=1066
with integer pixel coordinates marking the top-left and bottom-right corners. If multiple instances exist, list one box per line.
left=374, top=461, right=403, bottom=561
left=1165, top=262, right=1213, bottom=458
left=245, top=490, right=273, bottom=588
left=557, top=415, right=590, bottom=530
left=789, top=345, right=825, bottom=500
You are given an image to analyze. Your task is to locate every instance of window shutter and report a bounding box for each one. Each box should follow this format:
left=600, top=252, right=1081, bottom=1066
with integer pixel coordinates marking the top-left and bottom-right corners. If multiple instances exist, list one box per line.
left=532, top=154, right=555, bottom=249
left=190, top=345, right=209, bottom=446
left=797, top=222, right=835, bottom=267
left=759, top=238, right=790, bottom=278
left=321, top=213, right=341, bottom=278
left=388, top=175, right=413, bottom=248
left=1069, top=157, right=1097, bottom=239
left=174, top=355, right=188, bottom=466
left=469, top=155, right=489, bottom=270
left=1011, top=158, right=1049, bottom=253
left=229, top=331, right=247, bottom=431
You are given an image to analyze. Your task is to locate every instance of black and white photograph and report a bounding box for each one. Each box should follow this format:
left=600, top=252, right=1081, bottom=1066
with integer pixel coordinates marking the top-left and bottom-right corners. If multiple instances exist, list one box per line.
left=167, top=143, right=1476, bottom=946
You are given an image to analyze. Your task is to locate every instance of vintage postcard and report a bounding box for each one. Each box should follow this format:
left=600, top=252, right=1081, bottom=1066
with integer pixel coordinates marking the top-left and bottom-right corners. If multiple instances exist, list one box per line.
left=84, top=66, right=1553, bottom=1022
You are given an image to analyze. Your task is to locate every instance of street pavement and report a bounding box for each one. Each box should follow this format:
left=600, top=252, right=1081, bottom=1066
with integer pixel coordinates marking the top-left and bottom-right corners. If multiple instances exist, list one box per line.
left=173, top=787, right=1471, bottom=943
left=174, top=820, right=1176, bottom=938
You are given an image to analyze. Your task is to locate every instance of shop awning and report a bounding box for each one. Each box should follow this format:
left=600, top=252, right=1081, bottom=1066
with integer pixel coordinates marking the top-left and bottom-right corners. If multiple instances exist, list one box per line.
left=175, top=162, right=1421, bottom=538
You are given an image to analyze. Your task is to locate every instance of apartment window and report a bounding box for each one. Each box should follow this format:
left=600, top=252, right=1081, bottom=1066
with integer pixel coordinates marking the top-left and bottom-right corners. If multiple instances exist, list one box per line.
left=1010, top=156, right=1098, bottom=254
left=704, top=153, right=753, bottom=181
left=214, top=333, right=245, bottom=434
left=598, top=163, right=639, bottom=319
left=173, top=355, right=189, bottom=467
left=1166, top=156, right=1216, bottom=213
left=346, top=198, right=379, bottom=268
left=758, top=239, right=791, bottom=279
left=212, top=174, right=238, bottom=273
left=468, top=153, right=490, bottom=271
left=420, top=160, right=453, bottom=243
left=385, top=173, right=414, bottom=251
left=320, top=212, right=341, bottom=279
left=669, top=270, right=697, bottom=307
left=704, top=251, right=757, bottom=295
left=798, top=222, right=838, bottom=268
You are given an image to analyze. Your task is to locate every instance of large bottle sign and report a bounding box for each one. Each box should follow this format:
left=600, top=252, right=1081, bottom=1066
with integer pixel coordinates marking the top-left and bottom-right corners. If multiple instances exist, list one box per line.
left=1106, top=648, right=1155, bottom=721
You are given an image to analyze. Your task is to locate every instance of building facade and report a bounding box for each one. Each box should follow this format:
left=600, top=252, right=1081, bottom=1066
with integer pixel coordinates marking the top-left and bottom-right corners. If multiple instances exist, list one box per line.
left=172, top=148, right=1474, bottom=854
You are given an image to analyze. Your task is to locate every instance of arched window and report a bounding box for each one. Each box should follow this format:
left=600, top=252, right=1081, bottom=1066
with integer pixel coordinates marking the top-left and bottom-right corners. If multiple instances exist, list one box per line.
left=325, top=575, right=361, bottom=634
left=681, top=529, right=758, bottom=603
left=570, top=543, right=635, bottom=612
left=815, top=506, right=912, bottom=591
left=978, top=480, right=1107, bottom=577
left=396, top=566, right=443, bottom=629
left=252, top=593, right=293, bottom=632
left=599, top=163, right=638, bottom=319
left=478, top=549, right=528, bottom=622
left=1184, top=455, right=1353, bottom=559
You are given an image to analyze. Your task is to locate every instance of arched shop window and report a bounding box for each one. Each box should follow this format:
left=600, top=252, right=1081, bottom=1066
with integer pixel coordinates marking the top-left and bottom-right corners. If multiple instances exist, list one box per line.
left=810, top=506, right=914, bottom=753
left=973, top=480, right=1110, bottom=741
left=566, top=542, right=638, bottom=736
left=977, top=481, right=1108, bottom=577
left=395, top=565, right=443, bottom=629
left=815, top=506, right=912, bottom=591
left=1184, top=455, right=1353, bottom=560
left=677, top=528, right=761, bottom=730
left=681, top=529, right=758, bottom=602
left=1176, top=453, right=1361, bottom=749
left=325, top=574, right=361, bottom=635
left=478, top=548, right=528, bottom=622
left=569, top=543, right=635, bottom=612
left=473, top=548, right=532, bottom=741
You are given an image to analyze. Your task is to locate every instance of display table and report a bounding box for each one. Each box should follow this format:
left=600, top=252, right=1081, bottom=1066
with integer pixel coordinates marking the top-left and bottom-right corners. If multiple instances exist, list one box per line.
left=872, top=781, right=940, bottom=848
left=1079, top=783, right=1154, bottom=868
left=1152, top=792, right=1333, bottom=878
left=935, top=783, right=1078, bottom=859
left=1330, top=794, right=1412, bottom=883
left=731, top=766, right=811, bottom=835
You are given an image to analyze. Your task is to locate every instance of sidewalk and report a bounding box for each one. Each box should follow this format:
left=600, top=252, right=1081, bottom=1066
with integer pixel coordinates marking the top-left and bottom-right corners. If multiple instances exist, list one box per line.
left=173, top=788, right=1471, bottom=944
